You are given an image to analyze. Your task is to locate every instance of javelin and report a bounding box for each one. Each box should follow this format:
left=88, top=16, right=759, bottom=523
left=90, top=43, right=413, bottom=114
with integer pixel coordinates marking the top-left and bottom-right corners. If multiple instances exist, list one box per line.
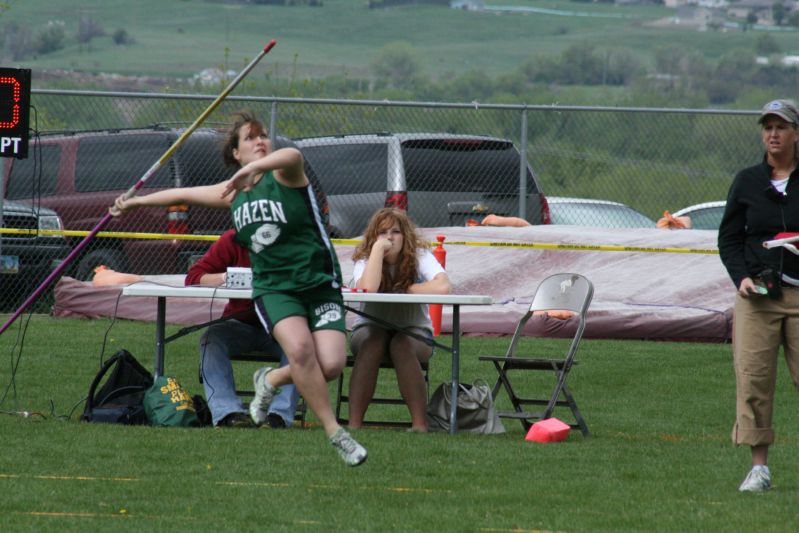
left=0, top=39, right=277, bottom=337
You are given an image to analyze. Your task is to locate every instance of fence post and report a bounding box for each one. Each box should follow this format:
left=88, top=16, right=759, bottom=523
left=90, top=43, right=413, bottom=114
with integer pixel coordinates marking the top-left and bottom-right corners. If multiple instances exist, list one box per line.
left=269, top=100, right=279, bottom=139
left=519, top=108, right=528, bottom=220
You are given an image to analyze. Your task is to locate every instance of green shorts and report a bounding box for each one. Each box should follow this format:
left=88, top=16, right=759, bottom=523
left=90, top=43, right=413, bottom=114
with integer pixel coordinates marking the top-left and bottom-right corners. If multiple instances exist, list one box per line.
left=253, top=287, right=346, bottom=333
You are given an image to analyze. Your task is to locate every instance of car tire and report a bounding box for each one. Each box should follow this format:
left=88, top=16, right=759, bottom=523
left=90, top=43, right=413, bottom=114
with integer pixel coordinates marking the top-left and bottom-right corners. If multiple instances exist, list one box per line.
left=75, top=250, right=128, bottom=281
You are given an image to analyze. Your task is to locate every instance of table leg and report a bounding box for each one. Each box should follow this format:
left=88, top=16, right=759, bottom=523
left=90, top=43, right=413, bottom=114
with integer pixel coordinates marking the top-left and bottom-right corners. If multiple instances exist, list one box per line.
left=449, top=304, right=461, bottom=435
left=154, top=296, right=165, bottom=378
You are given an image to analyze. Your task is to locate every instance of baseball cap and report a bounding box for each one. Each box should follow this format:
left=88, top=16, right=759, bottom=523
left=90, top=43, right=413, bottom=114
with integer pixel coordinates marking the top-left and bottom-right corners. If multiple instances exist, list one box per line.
left=758, top=99, right=799, bottom=126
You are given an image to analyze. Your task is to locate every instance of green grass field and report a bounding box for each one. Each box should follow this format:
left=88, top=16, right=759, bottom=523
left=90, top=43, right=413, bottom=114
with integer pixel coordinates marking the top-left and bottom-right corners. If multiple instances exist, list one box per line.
left=1, top=314, right=798, bottom=531
left=5, top=0, right=799, bottom=83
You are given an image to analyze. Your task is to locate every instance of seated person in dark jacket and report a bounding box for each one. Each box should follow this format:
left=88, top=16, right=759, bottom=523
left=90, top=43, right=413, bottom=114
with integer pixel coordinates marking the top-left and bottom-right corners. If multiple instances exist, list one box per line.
left=185, top=229, right=299, bottom=428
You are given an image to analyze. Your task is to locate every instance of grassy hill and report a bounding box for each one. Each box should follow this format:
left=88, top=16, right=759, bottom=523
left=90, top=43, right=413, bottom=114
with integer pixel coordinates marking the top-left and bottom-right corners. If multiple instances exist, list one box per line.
left=3, top=0, right=798, bottom=88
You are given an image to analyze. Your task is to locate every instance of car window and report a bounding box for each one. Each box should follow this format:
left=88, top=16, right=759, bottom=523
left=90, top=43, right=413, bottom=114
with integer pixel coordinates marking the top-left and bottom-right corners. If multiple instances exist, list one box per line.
left=301, top=143, right=387, bottom=195
left=173, top=134, right=230, bottom=187
left=401, top=139, right=535, bottom=194
left=6, top=144, right=62, bottom=199
left=687, top=207, right=724, bottom=230
left=550, top=202, right=654, bottom=228
left=75, top=134, right=174, bottom=192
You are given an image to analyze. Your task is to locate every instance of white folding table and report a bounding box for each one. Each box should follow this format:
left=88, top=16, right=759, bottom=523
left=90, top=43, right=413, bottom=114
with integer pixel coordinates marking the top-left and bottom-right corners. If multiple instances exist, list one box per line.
left=121, top=283, right=493, bottom=434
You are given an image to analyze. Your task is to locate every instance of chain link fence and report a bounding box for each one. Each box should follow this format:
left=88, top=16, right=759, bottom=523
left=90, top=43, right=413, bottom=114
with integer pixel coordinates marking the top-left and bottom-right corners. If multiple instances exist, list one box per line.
left=1, top=89, right=763, bottom=310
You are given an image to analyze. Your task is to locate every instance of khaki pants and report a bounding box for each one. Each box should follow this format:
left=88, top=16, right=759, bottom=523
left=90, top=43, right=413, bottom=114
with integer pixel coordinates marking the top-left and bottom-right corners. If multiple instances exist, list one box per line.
left=732, top=288, right=799, bottom=446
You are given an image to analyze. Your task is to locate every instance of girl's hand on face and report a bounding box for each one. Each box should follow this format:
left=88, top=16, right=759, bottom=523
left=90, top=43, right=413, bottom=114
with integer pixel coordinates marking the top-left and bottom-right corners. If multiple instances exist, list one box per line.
left=372, top=237, right=393, bottom=257
left=372, top=224, right=402, bottom=260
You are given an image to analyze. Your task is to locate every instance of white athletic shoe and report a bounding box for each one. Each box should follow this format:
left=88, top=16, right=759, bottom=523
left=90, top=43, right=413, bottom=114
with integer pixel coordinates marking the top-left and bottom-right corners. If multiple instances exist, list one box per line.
left=738, top=467, right=771, bottom=493
left=249, top=367, right=278, bottom=426
left=330, top=428, right=368, bottom=467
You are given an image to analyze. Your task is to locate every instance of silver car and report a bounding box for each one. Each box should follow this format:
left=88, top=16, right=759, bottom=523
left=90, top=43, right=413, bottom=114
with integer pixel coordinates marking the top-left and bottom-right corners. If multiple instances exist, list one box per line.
left=672, top=201, right=726, bottom=230
left=547, top=196, right=655, bottom=228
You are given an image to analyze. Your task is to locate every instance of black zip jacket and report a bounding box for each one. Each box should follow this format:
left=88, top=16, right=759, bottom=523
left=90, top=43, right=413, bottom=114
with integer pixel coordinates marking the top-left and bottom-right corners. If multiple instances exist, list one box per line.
left=718, top=157, right=799, bottom=289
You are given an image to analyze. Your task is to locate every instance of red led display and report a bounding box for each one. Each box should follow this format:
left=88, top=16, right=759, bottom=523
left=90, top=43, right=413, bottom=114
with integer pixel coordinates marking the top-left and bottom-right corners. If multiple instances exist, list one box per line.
left=0, top=68, right=30, bottom=159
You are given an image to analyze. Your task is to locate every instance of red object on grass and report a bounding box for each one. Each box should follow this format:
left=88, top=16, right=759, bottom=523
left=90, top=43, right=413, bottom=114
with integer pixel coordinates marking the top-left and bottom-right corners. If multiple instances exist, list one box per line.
left=525, top=418, right=571, bottom=443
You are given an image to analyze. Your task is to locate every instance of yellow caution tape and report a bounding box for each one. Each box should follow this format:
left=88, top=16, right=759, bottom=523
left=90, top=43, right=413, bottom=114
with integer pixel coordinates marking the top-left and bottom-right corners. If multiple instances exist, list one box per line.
left=437, top=240, right=718, bottom=254
left=0, top=228, right=718, bottom=254
left=0, top=228, right=220, bottom=241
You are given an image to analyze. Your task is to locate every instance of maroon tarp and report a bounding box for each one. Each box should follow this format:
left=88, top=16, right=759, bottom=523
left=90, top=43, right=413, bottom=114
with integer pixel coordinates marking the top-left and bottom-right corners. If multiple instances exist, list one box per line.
left=53, top=225, right=734, bottom=342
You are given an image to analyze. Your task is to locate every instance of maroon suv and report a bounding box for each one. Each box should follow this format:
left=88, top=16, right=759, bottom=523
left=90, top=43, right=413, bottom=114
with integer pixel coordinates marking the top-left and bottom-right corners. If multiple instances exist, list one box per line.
left=2, top=127, right=330, bottom=279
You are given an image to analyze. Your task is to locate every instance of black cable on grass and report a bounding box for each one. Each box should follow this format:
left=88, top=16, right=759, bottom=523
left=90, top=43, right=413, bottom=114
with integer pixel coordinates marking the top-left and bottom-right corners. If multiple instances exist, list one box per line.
left=2, top=107, right=112, bottom=424
left=97, top=286, right=126, bottom=367
left=83, top=278, right=214, bottom=414
left=0, top=409, right=45, bottom=418
left=65, top=396, right=87, bottom=422
left=0, top=108, right=43, bottom=410
left=98, top=277, right=183, bottom=368
left=73, top=280, right=130, bottom=418
left=0, top=290, right=34, bottom=411
left=39, top=278, right=126, bottom=421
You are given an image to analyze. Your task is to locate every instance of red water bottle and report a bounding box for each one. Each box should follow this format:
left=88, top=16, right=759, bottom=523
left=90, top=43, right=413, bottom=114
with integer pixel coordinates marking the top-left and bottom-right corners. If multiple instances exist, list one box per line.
left=430, top=235, right=446, bottom=336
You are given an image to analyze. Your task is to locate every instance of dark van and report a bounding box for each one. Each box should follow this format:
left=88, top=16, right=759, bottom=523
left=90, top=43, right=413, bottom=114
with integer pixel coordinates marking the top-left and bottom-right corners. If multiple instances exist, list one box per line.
left=295, top=132, right=550, bottom=237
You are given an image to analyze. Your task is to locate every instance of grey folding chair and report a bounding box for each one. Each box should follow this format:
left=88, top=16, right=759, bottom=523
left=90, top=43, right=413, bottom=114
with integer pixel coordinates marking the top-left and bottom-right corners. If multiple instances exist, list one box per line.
left=479, top=273, right=593, bottom=436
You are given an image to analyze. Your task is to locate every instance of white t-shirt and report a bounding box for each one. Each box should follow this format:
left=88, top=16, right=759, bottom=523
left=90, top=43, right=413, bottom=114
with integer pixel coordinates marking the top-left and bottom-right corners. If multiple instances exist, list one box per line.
left=772, top=176, right=789, bottom=194
left=351, top=248, right=446, bottom=333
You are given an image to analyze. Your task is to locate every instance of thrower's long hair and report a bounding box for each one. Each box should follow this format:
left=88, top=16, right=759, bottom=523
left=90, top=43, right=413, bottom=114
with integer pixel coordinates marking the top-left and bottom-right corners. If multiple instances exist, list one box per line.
left=221, top=110, right=266, bottom=168
left=352, top=208, right=429, bottom=293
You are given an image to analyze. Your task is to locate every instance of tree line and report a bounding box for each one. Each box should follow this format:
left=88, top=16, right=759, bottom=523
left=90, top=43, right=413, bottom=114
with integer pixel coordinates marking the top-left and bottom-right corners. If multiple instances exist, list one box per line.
left=5, top=17, right=797, bottom=110
left=255, top=38, right=799, bottom=108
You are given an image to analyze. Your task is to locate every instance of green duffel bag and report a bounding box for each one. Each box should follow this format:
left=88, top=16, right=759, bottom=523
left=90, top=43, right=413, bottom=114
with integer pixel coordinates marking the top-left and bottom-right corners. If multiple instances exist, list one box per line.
left=143, top=376, right=200, bottom=428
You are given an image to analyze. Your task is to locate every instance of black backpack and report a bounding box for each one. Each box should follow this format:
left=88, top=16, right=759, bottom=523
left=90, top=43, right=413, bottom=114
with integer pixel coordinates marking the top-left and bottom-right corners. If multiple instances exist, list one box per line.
left=81, top=349, right=154, bottom=425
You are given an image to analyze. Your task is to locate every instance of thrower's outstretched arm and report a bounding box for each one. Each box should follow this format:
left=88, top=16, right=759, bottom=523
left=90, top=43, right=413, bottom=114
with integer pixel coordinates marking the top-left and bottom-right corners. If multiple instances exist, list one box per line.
left=0, top=39, right=277, bottom=338
left=111, top=182, right=232, bottom=216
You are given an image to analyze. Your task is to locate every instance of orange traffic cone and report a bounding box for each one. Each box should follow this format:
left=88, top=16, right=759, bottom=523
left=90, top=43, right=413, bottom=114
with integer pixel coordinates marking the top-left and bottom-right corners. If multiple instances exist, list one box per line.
left=430, top=235, right=446, bottom=336
left=525, top=418, right=571, bottom=443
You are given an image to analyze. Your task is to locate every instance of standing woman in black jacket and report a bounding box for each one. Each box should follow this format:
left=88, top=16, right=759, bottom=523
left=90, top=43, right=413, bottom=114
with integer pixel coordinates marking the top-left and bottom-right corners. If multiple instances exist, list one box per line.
left=718, top=99, right=799, bottom=492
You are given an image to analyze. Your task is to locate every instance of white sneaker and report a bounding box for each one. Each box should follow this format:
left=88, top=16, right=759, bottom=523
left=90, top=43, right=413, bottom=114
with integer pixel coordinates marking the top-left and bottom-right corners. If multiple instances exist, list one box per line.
left=738, top=467, right=771, bottom=492
left=249, top=367, right=279, bottom=425
left=330, top=428, right=368, bottom=467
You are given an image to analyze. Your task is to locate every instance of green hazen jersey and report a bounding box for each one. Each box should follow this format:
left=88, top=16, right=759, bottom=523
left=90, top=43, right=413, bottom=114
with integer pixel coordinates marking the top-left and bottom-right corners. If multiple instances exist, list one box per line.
left=229, top=171, right=341, bottom=296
